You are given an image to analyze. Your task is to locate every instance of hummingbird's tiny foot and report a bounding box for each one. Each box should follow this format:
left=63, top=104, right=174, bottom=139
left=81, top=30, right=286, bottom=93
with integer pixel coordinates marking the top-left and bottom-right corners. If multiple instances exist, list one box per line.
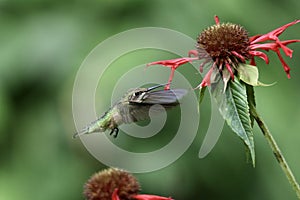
left=109, top=129, right=114, bottom=136
left=113, top=128, right=119, bottom=138
left=109, top=128, right=119, bottom=138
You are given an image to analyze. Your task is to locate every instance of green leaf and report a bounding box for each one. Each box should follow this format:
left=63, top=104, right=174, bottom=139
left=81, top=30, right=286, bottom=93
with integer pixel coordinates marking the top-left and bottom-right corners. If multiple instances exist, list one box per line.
left=237, top=64, right=259, bottom=86
left=211, top=76, right=255, bottom=165
left=237, top=64, right=275, bottom=87
left=245, top=84, right=256, bottom=127
left=199, top=86, right=206, bottom=105
left=257, top=81, right=277, bottom=87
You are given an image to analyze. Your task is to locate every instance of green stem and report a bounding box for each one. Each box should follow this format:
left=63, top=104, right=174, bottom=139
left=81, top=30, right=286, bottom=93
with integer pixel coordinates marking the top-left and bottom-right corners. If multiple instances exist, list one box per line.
left=251, top=107, right=300, bottom=199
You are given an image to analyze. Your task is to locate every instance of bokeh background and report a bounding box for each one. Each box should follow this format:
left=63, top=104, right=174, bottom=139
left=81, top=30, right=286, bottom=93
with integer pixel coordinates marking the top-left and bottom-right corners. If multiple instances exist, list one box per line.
left=1, top=0, right=300, bottom=199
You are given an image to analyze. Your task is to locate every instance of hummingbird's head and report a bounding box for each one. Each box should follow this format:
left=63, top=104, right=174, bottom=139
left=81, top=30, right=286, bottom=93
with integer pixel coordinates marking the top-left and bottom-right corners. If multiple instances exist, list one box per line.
left=126, top=88, right=148, bottom=103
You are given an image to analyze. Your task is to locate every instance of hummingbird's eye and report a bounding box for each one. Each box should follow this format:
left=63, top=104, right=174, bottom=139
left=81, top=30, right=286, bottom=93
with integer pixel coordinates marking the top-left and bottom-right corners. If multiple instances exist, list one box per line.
left=134, top=91, right=142, bottom=96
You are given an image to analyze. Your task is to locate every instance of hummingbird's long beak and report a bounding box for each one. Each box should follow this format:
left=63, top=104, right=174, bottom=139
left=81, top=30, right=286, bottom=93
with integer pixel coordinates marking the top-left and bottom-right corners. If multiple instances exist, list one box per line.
left=72, top=127, right=88, bottom=139
left=146, top=83, right=170, bottom=91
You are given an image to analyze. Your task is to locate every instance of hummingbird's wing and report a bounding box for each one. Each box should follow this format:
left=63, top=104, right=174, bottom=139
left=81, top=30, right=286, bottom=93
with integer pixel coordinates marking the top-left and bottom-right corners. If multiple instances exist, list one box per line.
left=137, top=89, right=187, bottom=104
left=117, top=89, right=187, bottom=124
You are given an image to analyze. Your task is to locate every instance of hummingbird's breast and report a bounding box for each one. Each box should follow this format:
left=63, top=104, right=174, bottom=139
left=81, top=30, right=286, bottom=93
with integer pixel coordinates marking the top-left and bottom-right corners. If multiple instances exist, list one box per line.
left=111, top=107, right=123, bottom=126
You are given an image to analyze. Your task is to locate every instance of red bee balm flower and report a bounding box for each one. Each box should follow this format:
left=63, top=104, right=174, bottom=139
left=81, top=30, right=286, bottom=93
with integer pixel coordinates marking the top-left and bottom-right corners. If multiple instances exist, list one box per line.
left=147, top=16, right=300, bottom=89
left=84, top=168, right=173, bottom=200
left=112, top=188, right=173, bottom=200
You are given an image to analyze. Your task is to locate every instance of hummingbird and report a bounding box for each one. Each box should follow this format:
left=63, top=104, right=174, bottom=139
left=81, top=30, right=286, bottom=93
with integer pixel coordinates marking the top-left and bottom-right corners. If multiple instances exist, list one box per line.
left=73, top=84, right=187, bottom=138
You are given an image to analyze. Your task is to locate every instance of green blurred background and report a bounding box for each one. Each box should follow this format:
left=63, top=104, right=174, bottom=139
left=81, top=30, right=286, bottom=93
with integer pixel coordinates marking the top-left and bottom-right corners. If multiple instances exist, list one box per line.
left=0, top=0, right=300, bottom=199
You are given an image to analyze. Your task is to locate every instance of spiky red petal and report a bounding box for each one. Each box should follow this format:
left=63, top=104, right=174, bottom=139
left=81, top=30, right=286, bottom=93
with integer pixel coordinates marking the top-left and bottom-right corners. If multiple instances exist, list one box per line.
left=112, top=189, right=120, bottom=200
left=249, top=19, right=300, bottom=78
left=250, top=20, right=300, bottom=44
left=132, top=194, right=173, bottom=200
left=147, top=57, right=198, bottom=90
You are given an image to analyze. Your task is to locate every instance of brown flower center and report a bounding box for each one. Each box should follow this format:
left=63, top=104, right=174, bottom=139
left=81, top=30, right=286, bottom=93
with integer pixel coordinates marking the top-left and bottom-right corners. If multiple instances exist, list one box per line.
left=84, top=168, right=140, bottom=200
left=197, top=23, right=250, bottom=65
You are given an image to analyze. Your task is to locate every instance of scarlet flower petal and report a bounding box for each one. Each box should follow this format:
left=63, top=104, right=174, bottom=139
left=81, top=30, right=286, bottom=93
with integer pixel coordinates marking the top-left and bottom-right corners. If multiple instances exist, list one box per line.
left=280, top=40, right=300, bottom=57
left=147, top=57, right=197, bottom=69
left=164, top=68, right=175, bottom=90
left=132, top=194, right=173, bottom=200
left=231, top=50, right=246, bottom=62
left=112, top=188, right=120, bottom=200
left=277, top=41, right=294, bottom=57
left=249, top=50, right=269, bottom=64
left=147, top=57, right=198, bottom=90
left=198, top=59, right=211, bottom=73
left=196, top=66, right=215, bottom=88
left=250, top=19, right=300, bottom=44
left=188, top=50, right=198, bottom=57
left=214, top=15, right=220, bottom=25
left=250, top=57, right=256, bottom=66
left=275, top=50, right=291, bottom=78
left=250, top=43, right=278, bottom=51
left=281, top=39, right=300, bottom=45
left=249, top=34, right=262, bottom=43
left=225, top=62, right=234, bottom=80
left=250, top=42, right=294, bottom=57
